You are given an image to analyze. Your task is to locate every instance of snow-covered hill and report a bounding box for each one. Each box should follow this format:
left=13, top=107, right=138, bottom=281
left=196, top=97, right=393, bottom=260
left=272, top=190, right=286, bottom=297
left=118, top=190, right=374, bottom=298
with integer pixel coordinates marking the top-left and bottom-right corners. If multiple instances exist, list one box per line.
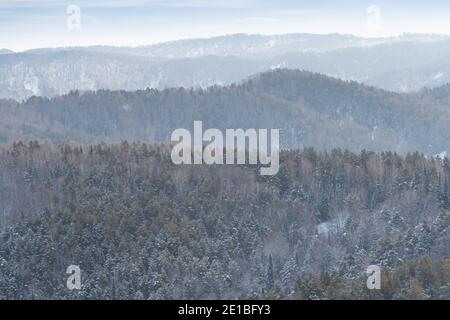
left=2, top=33, right=450, bottom=100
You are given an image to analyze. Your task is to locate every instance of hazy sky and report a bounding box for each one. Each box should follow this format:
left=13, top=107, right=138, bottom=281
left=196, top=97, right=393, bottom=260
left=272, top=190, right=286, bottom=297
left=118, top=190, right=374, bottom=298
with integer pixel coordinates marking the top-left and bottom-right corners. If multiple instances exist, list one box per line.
left=1, top=0, right=450, bottom=51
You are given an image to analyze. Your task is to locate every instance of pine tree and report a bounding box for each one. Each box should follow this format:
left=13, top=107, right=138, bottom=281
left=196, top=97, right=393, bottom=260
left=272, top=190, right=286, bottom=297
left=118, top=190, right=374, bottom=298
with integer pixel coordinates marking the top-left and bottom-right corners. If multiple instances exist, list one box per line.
left=266, top=255, right=274, bottom=290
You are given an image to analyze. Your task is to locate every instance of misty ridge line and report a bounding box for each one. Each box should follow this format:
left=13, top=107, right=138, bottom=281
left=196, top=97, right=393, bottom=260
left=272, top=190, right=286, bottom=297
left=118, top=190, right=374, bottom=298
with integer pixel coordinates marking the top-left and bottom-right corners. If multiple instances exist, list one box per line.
left=0, top=66, right=444, bottom=103
left=3, top=32, right=450, bottom=101
left=2, top=68, right=450, bottom=157
left=4, top=32, right=450, bottom=54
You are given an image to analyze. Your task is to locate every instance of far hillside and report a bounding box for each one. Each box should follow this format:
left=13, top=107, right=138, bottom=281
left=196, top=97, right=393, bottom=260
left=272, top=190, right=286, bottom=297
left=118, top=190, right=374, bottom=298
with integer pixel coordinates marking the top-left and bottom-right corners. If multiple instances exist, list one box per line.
left=1, top=69, right=450, bottom=155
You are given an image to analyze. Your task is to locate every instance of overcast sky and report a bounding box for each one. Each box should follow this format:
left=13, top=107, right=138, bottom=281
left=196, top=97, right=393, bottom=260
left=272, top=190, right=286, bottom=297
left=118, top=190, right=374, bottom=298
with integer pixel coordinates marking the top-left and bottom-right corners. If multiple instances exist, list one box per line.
left=1, top=0, right=450, bottom=51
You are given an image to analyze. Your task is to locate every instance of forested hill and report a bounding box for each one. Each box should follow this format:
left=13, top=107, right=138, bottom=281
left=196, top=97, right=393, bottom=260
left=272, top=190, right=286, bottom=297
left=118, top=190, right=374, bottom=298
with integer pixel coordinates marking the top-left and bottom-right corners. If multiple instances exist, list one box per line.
left=1, top=69, right=450, bottom=155
left=2, top=33, right=450, bottom=100
left=0, top=142, right=449, bottom=299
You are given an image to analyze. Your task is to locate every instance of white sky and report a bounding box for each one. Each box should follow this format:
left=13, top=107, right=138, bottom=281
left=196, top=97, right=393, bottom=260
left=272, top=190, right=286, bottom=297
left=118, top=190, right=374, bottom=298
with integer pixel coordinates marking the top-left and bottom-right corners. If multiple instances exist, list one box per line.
left=1, top=0, right=450, bottom=51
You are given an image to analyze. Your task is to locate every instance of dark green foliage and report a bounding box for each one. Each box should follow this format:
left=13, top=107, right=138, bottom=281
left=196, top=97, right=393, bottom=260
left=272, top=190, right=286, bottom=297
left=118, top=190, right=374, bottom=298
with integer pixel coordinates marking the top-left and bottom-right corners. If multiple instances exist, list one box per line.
left=0, top=142, right=449, bottom=299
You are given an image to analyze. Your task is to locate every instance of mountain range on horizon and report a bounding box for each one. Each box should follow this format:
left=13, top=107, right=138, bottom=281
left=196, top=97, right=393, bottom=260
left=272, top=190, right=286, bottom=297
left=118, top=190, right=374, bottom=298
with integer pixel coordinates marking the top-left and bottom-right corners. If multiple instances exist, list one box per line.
left=2, top=32, right=450, bottom=101
left=6, top=32, right=450, bottom=54
left=0, top=49, right=13, bottom=55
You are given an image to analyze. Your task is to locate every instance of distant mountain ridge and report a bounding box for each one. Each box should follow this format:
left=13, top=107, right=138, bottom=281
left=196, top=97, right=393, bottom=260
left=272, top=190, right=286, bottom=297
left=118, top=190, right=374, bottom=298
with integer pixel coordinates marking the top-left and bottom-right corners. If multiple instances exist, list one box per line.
left=0, top=49, right=13, bottom=54
left=2, top=33, right=450, bottom=100
left=22, top=33, right=450, bottom=58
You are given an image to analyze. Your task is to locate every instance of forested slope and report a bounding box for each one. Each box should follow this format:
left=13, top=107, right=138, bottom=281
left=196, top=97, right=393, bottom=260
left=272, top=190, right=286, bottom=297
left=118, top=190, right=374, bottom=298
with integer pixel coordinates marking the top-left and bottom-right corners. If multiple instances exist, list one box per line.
left=2, top=69, right=450, bottom=155
left=0, top=142, right=449, bottom=299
